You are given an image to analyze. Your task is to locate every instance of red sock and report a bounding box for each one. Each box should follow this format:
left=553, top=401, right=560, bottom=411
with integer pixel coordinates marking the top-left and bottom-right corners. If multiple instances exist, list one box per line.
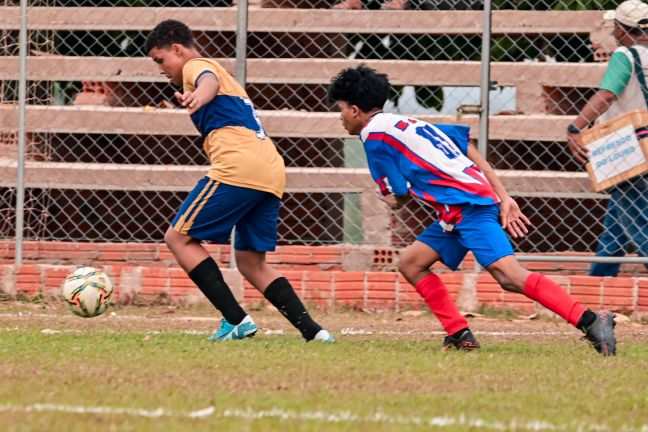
left=523, top=272, right=585, bottom=326
left=415, top=274, right=468, bottom=335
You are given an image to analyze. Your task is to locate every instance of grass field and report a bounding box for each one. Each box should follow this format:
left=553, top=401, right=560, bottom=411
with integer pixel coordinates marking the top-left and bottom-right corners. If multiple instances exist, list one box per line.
left=1, top=302, right=647, bottom=431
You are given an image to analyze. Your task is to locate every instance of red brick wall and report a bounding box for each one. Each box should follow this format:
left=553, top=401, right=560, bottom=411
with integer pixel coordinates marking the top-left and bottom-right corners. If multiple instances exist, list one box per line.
left=1, top=262, right=646, bottom=315
left=2, top=240, right=647, bottom=276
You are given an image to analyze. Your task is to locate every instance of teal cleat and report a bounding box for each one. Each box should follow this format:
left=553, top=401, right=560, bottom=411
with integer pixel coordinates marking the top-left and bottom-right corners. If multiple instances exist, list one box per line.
left=208, top=315, right=258, bottom=342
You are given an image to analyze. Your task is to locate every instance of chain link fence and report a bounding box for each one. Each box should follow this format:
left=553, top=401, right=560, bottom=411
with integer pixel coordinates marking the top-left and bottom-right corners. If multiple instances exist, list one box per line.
left=1, top=0, right=646, bottom=268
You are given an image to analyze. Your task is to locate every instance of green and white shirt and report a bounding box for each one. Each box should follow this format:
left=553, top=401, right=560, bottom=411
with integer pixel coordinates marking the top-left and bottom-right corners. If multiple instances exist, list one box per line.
left=598, top=44, right=648, bottom=123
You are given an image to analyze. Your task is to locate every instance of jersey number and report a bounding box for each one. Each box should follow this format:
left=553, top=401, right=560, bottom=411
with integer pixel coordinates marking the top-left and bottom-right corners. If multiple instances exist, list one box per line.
left=243, top=97, right=268, bottom=140
left=415, top=125, right=461, bottom=159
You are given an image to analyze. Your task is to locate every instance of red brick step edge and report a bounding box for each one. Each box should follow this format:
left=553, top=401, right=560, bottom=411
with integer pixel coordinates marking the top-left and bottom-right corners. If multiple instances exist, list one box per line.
left=2, top=263, right=646, bottom=316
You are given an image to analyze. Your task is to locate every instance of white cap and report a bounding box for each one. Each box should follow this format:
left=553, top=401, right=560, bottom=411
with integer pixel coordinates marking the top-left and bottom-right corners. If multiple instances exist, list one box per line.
left=606, top=0, right=648, bottom=29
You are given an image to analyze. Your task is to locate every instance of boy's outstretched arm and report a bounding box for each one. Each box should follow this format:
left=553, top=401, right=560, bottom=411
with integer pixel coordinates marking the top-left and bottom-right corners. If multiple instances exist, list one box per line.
left=175, top=73, right=220, bottom=114
left=466, top=144, right=531, bottom=238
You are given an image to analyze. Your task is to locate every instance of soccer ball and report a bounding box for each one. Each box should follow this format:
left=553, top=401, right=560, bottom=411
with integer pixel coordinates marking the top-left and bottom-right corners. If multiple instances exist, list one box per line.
left=61, top=267, right=114, bottom=318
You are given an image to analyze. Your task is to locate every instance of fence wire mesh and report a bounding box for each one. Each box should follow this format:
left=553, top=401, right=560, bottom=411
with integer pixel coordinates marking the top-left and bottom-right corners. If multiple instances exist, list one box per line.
left=0, top=0, right=646, bottom=269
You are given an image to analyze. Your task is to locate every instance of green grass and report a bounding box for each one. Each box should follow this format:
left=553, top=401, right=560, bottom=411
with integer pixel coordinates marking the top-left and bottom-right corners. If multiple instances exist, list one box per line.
left=0, top=309, right=647, bottom=431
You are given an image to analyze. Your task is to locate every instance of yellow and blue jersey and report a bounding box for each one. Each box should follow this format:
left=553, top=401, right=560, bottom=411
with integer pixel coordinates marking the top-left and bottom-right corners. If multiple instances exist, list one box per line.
left=182, top=58, right=285, bottom=198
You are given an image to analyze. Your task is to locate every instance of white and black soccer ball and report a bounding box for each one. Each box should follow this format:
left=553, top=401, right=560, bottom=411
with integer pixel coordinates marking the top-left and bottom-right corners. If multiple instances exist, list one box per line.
left=61, top=267, right=114, bottom=318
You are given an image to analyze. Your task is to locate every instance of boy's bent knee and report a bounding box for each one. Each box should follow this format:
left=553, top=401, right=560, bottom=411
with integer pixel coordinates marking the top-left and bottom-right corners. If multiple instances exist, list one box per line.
left=486, top=256, right=529, bottom=293
left=399, top=241, right=440, bottom=278
left=497, top=276, right=520, bottom=293
left=235, top=251, right=265, bottom=274
left=398, top=257, right=428, bottom=284
left=399, top=248, right=418, bottom=267
left=489, top=268, right=525, bottom=293
left=398, top=256, right=416, bottom=278
left=164, top=227, right=192, bottom=250
left=164, top=227, right=176, bottom=246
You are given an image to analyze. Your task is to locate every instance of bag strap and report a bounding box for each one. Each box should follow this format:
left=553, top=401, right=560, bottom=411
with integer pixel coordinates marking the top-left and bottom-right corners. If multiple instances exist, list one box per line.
left=629, top=46, right=648, bottom=107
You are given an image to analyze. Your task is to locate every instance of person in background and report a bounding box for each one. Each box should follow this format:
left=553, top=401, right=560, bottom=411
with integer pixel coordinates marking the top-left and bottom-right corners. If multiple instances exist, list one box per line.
left=567, top=0, right=648, bottom=277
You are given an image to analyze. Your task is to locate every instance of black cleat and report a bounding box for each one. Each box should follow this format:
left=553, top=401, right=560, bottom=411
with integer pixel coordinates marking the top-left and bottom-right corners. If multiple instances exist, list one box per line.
left=582, top=311, right=617, bottom=356
left=441, top=329, right=480, bottom=351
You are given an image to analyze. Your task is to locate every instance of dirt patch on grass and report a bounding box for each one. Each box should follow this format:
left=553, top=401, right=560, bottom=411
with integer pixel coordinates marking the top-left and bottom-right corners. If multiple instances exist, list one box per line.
left=1, top=302, right=646, bottom=344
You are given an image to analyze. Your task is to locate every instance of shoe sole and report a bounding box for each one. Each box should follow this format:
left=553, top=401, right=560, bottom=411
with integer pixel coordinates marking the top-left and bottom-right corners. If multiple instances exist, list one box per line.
left=584, top=312, right=617, bottom=356
left=447, top=346, right=480, bottom=352
left=441, top=342, right=480, bottom=352
left=209, top=325, right=258, bottom=342
left=228, top=326, right=258, bottom=341
left=598, top=312, right=616, bottom=356
left=237, top=327, right=258, bottom=339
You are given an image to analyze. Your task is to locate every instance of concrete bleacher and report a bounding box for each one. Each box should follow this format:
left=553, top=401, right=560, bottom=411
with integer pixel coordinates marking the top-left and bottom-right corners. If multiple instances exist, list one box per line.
left=0, top=5, right=625, bottom=267
left=0, top=57, right=606, bottom=112
left=0, top=7, right=602, bottom=33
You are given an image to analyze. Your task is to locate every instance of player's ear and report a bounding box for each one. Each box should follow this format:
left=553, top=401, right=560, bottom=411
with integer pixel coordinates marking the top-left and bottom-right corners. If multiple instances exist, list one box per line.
left=351, top=104, right=361, bottom=117
left=171, top=43, right=183, bottom=56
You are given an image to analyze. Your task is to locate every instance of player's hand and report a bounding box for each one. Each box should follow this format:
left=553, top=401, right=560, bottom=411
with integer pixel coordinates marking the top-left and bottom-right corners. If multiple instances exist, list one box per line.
left=174, top=91, right=203, bottom=114
left=567, top=132, right=589, bottom=164
left=499, top=195, right=531, bottom=238
left=380, top=194, right=399, bottom=209
left=380, top=194, right=407, bottom=209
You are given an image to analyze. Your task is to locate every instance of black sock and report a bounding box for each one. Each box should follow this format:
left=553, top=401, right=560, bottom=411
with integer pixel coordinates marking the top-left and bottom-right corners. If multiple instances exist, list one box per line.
left=263, top=277, right=322, bottom=340
left=187, top=257, right=246, bottom=325
left=576, top=309, right=597, bottom=331
left=450, top=328, right=469, bottom=340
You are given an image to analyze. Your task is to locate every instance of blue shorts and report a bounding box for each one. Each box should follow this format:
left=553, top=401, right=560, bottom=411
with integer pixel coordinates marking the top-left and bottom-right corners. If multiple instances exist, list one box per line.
left=171, top=177, right=280, bottom=252
left=417, top=204, right=514, bottom=270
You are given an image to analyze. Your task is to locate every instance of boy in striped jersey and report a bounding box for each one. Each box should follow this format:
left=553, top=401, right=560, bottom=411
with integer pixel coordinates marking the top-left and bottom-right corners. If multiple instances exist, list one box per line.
left=328, top=65, right=616, bottom=355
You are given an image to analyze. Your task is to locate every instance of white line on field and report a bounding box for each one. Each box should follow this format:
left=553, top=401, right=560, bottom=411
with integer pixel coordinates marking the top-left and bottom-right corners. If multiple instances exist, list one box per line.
left=0, top=403, right=642, bottom=431
left=0, top=403, right=211, bottom=419
left=339, top=328, right=575, bottom=336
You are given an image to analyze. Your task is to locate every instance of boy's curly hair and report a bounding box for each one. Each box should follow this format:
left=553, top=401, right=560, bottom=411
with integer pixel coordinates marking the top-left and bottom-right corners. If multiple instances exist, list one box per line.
left=328, top=65, right=390, bottom=112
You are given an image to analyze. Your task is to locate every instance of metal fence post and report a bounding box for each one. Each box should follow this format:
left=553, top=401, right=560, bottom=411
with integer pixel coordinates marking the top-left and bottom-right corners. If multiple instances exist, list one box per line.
left=15, top=0, right=28, bottom=266
left=230, top=0, right=249, bottom=269
left=477, top=0, right=491, bottom=158
left=235, top=0, right=248, bottom=88
left=474, top=0, right=492, bottom=273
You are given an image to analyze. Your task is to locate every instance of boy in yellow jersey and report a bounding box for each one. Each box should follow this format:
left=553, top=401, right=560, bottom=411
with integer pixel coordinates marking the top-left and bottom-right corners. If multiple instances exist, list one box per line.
left=145, top=20, right=333, bottom=342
